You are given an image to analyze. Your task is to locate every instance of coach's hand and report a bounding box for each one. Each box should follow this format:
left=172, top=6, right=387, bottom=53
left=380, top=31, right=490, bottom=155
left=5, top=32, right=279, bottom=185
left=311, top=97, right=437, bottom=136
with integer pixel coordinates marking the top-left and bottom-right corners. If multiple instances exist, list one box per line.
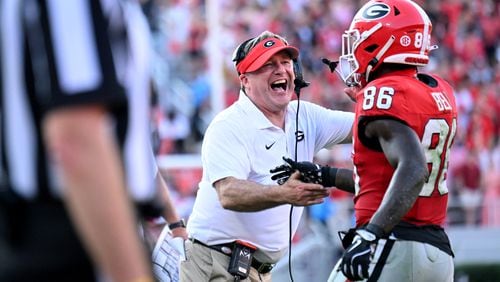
left=340, top=224, right=384, bottom=281
left=270, top=157, right=336, bottom=187
left=280, top=172, right=331, bottom=206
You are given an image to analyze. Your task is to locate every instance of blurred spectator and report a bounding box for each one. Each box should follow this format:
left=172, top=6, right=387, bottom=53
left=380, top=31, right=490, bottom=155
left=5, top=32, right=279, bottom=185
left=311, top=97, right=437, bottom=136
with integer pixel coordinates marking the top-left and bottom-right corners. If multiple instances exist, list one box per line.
left=482, top=158, right=500, bottom=227
left=158, top=108, right=190, bottom=154
left=452, top=149, right=483, bottom=226
left=161, top=168, right=200, bottom=221
left=482, top=145, right=500, bottom=226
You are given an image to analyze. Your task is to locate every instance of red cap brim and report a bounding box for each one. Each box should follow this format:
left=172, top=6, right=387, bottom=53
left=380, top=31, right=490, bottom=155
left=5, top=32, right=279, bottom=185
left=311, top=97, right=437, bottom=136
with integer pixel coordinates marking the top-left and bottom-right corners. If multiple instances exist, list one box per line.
left=236, top=38, right=299, bottom=74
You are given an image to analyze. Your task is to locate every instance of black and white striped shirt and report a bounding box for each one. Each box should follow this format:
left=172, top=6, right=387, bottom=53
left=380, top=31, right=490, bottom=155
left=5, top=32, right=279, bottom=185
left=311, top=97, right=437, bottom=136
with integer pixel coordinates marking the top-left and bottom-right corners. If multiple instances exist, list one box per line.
left=0, top=0, right=156, bottom=202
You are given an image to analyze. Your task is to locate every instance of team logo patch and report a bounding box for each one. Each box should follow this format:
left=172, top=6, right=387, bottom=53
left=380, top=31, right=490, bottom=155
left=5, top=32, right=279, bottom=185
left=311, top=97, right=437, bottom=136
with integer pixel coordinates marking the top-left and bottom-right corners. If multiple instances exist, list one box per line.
left=264, top=40, right=275, bottom=47
left=361, top=3, right=390, bottom=20
left=400, top=35, right=411, bottom=47
left=295, top=130, right=304, bottom=142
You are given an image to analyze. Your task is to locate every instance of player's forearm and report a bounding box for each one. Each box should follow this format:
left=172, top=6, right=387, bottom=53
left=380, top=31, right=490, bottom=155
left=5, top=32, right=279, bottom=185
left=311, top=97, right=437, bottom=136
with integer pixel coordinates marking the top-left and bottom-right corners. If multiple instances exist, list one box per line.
left=44, top=109, right=152, bottom=282
left=369, top=164, right=428, bottom=234
left=156, top=172, right=181, bottom=223
left=365, top=119, right=429, bottom=234
left=332, top=168, right=355, bottom=193
left=156, top=172, right=188, bottom=238
left=318, top=166, right=354, bottom=192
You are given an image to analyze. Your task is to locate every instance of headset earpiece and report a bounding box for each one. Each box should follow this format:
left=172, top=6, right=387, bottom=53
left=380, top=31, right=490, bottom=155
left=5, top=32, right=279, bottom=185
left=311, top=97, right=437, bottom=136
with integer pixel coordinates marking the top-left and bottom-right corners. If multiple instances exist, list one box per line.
left=293, top=58, right=310, bottom=96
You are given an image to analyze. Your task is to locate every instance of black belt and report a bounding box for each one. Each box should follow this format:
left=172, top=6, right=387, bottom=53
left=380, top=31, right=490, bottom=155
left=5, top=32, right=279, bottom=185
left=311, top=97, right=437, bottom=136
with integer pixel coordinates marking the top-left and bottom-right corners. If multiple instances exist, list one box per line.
left=191, top=238, right=274, bottom=274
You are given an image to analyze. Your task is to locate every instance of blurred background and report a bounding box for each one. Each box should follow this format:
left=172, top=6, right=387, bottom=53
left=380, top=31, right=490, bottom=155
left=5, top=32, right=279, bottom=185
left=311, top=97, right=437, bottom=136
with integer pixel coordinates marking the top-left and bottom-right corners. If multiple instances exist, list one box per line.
left=140, top=0, right=500, bottom=281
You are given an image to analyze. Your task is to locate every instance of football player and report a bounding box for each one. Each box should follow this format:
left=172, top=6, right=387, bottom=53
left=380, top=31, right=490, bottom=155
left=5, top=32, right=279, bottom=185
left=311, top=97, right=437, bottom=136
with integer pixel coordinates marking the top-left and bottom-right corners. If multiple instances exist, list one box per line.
left=271, top=0, right=458, bottom=281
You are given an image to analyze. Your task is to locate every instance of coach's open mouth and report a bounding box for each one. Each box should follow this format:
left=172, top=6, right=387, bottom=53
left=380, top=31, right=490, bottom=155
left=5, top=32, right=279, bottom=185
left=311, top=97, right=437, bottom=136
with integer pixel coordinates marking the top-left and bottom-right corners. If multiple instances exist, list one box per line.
left=271, top=79, right=287, bottom=91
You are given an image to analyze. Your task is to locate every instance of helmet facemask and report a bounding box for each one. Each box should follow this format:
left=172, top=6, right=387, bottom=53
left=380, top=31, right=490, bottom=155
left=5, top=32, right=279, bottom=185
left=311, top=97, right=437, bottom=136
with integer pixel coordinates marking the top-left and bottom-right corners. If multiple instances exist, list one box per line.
left=337, top=23, right=383, bottom=87
left=337, top=29, right=361, bottom=87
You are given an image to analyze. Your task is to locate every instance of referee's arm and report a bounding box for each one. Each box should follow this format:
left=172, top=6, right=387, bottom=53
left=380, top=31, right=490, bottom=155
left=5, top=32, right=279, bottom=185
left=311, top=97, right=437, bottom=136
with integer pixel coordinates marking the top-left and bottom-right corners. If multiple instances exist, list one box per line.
left=44, top=107, right=153, bottom=282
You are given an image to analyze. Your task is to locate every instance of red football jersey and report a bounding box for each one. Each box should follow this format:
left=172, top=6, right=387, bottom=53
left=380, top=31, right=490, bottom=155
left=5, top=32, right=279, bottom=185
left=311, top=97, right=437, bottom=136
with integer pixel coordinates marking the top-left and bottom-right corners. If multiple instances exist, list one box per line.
left=352, top=69, right=458, bottom=227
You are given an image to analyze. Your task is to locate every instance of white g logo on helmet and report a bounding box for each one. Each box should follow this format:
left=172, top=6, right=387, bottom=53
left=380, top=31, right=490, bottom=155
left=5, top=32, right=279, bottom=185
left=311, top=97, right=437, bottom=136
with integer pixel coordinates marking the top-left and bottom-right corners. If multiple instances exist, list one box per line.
left=361, top=3, right=390, bottom=20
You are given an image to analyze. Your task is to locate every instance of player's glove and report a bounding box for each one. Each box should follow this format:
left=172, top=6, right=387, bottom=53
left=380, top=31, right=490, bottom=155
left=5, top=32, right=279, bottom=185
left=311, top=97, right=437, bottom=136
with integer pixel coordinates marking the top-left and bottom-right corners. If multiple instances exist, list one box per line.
left=269, top=157, right=337, bottom=186
left=340, top=223, right=385, bottom=281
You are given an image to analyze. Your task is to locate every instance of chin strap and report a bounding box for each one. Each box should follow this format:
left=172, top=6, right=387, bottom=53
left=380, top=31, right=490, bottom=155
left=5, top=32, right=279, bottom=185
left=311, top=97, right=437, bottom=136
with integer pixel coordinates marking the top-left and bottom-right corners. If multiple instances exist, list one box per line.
left=365, top=35, right=395, bottom=82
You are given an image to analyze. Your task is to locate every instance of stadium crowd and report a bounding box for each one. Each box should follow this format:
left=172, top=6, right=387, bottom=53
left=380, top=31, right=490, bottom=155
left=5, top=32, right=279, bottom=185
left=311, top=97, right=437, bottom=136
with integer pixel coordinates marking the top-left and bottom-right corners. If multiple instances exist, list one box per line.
left=141, top=0, right=499, bottom=228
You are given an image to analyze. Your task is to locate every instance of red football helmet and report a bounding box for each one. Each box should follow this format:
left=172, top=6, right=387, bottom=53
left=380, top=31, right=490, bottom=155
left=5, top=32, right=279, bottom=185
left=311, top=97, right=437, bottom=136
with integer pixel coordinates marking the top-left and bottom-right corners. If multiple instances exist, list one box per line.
left=337, top=0, right=437, bottom=87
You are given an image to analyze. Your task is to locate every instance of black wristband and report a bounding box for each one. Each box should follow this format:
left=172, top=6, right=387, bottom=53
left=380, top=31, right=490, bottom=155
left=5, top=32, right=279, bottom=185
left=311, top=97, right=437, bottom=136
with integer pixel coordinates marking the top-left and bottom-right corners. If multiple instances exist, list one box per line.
left=321, top=166, right=338, bottom=187
left=168, top=219, right=186, bottom=229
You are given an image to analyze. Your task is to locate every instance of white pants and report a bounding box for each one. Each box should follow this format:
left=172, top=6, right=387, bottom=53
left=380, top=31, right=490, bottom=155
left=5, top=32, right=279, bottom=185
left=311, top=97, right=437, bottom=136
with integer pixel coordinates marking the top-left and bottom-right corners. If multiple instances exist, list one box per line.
left=328, top=240, right=454, bottom=282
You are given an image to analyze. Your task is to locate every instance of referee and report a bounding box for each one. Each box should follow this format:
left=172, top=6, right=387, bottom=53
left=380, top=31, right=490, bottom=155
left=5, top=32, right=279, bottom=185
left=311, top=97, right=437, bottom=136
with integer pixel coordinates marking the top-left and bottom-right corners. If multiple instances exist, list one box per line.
left=1, top=1, right=157, bottom=281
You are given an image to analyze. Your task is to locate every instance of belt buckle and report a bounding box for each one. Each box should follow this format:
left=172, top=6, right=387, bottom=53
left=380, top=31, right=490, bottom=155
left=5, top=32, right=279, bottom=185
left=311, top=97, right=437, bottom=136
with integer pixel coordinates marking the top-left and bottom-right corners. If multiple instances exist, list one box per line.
left=256, top=262, right=274, bottom=273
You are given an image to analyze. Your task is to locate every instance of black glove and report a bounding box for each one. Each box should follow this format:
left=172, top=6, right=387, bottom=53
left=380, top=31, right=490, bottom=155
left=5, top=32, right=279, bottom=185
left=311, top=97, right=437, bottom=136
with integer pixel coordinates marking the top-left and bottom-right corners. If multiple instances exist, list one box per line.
left=340, top=224, right=385, bottom=281
left=269, top=157, right=337, bottom=186
left=269, top=162, right=294, bottom=185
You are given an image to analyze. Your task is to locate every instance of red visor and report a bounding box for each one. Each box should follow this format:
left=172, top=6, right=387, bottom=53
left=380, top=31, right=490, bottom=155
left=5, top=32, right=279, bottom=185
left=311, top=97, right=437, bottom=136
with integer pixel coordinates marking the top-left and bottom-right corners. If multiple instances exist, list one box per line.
left=236, top=38, right=299, bottom=74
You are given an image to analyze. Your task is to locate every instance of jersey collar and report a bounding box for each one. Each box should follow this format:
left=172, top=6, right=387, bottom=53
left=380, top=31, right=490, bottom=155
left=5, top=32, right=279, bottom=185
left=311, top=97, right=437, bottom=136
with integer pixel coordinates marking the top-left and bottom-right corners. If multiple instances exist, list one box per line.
left=377, top=68, right=418, bottom=79
left=237, top=91, right=281, bottom=130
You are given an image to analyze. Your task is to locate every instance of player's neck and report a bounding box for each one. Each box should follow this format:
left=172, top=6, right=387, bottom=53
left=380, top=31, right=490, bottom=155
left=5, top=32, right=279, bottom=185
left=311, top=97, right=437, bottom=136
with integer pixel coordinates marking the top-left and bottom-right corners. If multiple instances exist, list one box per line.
left=371, top=65, right=417, bottom=81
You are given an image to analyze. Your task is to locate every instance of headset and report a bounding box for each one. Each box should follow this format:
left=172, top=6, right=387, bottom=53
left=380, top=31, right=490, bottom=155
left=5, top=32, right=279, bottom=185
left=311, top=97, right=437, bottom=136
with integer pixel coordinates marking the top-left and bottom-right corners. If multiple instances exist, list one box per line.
left=292, top=58, right=310, bottom=96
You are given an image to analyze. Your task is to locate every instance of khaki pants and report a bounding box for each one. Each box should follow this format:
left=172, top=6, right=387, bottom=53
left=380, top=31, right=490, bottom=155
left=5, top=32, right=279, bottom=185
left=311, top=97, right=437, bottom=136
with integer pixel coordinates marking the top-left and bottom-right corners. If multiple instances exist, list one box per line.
left=328, top=240, right=454, bottom=282
left=180, top=240, right=272, bottom=282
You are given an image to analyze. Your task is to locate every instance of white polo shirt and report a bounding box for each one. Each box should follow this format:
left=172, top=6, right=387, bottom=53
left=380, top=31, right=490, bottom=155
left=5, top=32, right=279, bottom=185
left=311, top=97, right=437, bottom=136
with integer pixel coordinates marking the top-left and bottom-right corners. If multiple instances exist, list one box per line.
left=187, top=91, right=354, bottom=262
